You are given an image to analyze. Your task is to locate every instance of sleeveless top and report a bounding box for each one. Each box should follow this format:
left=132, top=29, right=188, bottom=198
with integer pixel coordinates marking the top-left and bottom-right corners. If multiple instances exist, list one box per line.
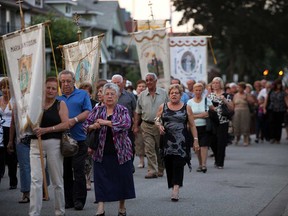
left=40, top=100, right=62, bottom=140
left=0, top=98, right=13, bottom=127
left=161, top=103, right=190, bottom=158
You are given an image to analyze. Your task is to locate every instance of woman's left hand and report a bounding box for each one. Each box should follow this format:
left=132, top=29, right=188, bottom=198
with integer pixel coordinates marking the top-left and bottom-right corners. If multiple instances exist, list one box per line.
left=96, top=119, right=107, bottom=126
left=33, top=127, right=46, bottom=138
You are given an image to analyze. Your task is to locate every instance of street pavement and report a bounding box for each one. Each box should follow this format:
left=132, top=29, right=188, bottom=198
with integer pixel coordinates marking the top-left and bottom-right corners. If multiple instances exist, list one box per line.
left=1, top=134, right=288, bottom=216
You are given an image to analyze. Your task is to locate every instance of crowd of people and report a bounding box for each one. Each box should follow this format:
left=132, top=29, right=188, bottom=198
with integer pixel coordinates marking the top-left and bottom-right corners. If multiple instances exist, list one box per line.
left=0, top=71, right=287, bottom=216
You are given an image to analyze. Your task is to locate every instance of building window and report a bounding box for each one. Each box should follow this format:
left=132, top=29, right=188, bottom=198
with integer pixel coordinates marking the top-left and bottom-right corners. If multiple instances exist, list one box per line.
left=35, top=0, right=41, bottom=6
left=65, top=5, right=71, bottom=14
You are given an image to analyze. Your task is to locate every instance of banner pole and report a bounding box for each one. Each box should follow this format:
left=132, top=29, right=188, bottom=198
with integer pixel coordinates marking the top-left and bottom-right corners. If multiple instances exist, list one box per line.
left=37, top=137, right=49, bottom=200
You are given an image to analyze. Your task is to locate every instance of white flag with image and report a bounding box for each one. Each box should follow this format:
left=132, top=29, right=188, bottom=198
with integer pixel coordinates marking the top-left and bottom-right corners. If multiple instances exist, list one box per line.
left=62, top=35, right=102, bottom=87
left=134, top=28, right=170, bottom=89
left=1, top=24, right=46, bottom=135
left=170, top=36, right=208, bottom=88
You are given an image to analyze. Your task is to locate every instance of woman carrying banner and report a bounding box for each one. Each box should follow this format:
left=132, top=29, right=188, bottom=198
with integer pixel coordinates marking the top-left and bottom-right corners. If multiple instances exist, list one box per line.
left=83, top=83, right=135, bottom=216
left=29, top=77, right=69, bottom=216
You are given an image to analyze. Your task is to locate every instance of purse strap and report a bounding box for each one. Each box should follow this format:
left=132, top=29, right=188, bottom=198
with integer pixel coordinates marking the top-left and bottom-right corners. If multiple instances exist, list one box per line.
left=204, top=97, right=208, bottom=111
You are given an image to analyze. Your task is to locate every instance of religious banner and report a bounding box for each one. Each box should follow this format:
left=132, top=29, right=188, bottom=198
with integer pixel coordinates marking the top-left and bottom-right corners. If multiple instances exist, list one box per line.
left=1, top=24, right=46, bottom=135
left=62, top=35, right=103, bottom=87
left=137, top=20, right=166, bottom=31
left=134, top=28, right=170, bottom=89
left=169, top=36, right=208, bottom=88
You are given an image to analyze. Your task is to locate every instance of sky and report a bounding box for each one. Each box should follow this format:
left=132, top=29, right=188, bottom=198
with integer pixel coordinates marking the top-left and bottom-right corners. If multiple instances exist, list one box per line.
left=116, top=0, right=194, bottom=33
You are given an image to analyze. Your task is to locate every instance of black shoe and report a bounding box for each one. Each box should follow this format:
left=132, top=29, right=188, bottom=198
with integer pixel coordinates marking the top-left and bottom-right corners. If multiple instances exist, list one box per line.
left=65, top=203, right=74, bottom=209
left=74, top=202, right=84, bottom=210
left=9, top=185, right=17, bottom=190
left=201, top=166, right=207, bottom=173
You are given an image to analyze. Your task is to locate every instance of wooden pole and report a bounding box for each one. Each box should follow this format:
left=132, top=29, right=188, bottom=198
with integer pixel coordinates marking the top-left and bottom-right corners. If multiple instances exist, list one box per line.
left=16, top=0, right=25, bottom=30
left=37, top=137, right=49, bottom=200
left=73, top=13, right=82, bottom=42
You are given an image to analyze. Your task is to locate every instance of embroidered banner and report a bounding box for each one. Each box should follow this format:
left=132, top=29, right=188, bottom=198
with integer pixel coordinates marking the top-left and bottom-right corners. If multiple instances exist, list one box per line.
left=134, top=28, right=170, bottom=89
left=62, top=35, right=103, bottom=87
left=169, top=36, right=208, bottom=88
left=1, top=24, right=46, bottom=135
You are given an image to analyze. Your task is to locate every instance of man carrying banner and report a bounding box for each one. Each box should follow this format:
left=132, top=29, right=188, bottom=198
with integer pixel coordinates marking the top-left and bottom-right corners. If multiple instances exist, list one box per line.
left=133, top=73, right=168, bottom=178
left=57, top=70, right=92, bottom=210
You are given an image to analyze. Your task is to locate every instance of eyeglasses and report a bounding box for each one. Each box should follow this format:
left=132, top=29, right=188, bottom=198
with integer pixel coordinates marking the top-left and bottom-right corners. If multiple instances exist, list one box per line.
left=104, top=92, right=117, bottom=96
left=60, top=80, right=72, bottom=84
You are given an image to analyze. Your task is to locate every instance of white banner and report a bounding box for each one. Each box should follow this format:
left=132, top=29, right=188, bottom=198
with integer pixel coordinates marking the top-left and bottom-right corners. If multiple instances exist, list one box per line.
left=1, top=24, right=46, bottom=135
left=170, top=36, right=208, bottom=88
left=134, top=28, right=170, bottom=89
left=63, top=35, right=102, bottom=87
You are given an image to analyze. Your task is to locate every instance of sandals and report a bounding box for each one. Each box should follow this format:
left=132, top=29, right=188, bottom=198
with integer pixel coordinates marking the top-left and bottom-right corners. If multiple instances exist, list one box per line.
left=19, top=194, right=30, bottom=204
left=171, top=193, right=179, bottom=202
left=118, top=208, right=126, bottom=216
left=196, top=166, right=202, bottom=172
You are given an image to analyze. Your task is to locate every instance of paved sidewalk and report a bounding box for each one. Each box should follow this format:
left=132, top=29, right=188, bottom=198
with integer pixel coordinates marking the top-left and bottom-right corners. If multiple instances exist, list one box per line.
left=1, top=135, right=288, bottom=216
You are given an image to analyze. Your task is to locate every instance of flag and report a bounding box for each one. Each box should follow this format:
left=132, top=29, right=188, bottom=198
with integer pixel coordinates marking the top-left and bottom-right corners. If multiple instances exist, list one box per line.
left=137, top=20, right=166, bottom=31
left=169, top=36, right=208, bottom=88
left=62, top=35, right=103, bottom=87
left=134, top=28, right=170, bottom=89
left=1, top=24, right=46, bottom=135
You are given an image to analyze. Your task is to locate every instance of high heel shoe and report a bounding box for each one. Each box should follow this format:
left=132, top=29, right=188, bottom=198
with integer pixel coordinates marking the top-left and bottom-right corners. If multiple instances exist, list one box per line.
left=201, top=166, right=207, bottom=173
left=196, top=166, right=202, bottom=172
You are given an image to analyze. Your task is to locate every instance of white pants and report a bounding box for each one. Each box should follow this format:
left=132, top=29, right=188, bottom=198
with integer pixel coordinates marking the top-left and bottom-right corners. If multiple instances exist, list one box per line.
left=29, top=139, right=65, bottom=216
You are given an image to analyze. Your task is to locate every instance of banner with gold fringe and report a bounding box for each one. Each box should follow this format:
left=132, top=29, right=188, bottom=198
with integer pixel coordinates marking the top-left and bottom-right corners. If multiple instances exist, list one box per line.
left=169, top=36, right=208, bottom=88
left=62, top=35, right=103, bottom=87
left=134, top=28, right=170, bottom=89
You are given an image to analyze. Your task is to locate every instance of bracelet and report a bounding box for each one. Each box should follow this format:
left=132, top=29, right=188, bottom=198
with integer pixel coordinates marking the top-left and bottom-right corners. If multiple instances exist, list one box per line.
left=194, top=137, right=198, bottom=140
left=52, top=126, right=55, bottom=130
left=74, top=117, right=79, bottom=123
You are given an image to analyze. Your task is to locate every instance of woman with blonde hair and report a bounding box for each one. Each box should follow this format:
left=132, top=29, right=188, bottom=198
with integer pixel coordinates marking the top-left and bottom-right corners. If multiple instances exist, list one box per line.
left=208, top=77, right=234, bottom=169
left=187, top=82, right=213, bottom=173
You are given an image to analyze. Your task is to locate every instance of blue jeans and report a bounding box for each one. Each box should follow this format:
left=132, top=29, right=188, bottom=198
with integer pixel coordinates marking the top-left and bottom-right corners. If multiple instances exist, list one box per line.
left=16, top=142, right=31, bottom=193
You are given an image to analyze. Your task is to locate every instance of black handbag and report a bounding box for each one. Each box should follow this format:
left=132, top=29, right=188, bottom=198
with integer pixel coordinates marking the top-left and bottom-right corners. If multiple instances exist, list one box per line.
left=204, top=98, right=213, bottom=131
left=221, top=103, right=234, bottom=120
left=86, top=129, right=100, bottom=150
left=61, top=131, right=79, bottom=157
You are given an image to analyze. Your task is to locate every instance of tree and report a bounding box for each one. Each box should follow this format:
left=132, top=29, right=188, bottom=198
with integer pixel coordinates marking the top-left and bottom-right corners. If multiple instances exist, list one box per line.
left=31, top=14, right=78, bottom=75
left=173, top=0, right=288, bottom=81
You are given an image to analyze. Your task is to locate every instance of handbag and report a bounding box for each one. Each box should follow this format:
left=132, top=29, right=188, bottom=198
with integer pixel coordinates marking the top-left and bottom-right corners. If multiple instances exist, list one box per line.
left=204, top=98, right=213, bottom=131
left=221, top=103, right=234, bottom=120
left=86, top=129, right=100, bottom=150
left=61, top=131, right=79, bottom=157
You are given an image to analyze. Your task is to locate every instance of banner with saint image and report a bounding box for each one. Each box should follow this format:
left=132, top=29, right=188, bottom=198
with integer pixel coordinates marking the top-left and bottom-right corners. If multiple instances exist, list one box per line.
left=134, top=28, right=170, bottom=89
left=169, top=36, right=208, bottom=88
left=1, top=24, right=46, bottom=135
left=62, top=35, right=103, bottom=87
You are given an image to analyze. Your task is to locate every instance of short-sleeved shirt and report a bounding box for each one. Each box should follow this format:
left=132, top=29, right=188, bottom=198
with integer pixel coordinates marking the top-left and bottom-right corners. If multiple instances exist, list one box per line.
left=57, top=88, right=92, bottom=141
left=135, top=87, right=168, bottom=122
left=187, top=97, right=212, bottom=126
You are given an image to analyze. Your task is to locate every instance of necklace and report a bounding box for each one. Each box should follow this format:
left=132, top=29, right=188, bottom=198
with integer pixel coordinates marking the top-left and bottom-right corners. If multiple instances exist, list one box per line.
left=44, top=99, right=56, bottom=110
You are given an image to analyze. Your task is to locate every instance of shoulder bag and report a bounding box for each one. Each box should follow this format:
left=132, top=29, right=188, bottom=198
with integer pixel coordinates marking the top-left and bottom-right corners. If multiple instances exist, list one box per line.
left=205, top=98, right=213, bottom=131
left=61, top=131, right=79, bottom=157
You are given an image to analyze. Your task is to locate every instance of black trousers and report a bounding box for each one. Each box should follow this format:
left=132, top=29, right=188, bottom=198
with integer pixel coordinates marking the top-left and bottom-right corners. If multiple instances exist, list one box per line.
left=164, top=155, right=186, bottom=189
left=210, top=122, right=229, bottom=167
left=270, top=111, right=285, bottom=141
left=64, top=140, right=88, bottom=207
left=0, top=127, right=18, bottom=186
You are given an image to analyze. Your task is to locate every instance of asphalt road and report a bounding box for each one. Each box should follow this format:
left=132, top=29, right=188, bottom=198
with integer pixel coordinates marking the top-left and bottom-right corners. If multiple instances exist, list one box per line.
left=1, top=135, right=288, bottom=216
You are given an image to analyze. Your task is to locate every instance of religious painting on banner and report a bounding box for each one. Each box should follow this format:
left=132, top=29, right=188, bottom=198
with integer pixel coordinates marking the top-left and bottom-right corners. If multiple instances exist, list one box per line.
left=170, top=36, right=208, bottom=88
left=134, top=28, right=170, bottom=89
left=137, top=20, right=166, bottom=31
left=1, top=24, right=46, bottom=136
left=62, top=35, right=103, bottom=88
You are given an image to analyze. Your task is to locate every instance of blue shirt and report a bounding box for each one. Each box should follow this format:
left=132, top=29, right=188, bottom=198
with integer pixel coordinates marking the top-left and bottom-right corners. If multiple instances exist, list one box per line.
left=57, top=88, right=92, bottom=141
left=181, top=92, right=190, bottom=104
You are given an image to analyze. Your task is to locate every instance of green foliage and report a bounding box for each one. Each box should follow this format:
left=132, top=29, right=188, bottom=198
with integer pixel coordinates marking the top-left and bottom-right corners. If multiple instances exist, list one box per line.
left=31, top=14, right=78, bottom=73
left=173, top=0, right=288, bottom=81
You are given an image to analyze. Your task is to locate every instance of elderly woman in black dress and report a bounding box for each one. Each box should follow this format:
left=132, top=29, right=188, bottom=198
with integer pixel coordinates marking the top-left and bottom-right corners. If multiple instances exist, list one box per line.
left=155, top=84, right=199, bottom=202
left=83, top=83, right=135, bottom=216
